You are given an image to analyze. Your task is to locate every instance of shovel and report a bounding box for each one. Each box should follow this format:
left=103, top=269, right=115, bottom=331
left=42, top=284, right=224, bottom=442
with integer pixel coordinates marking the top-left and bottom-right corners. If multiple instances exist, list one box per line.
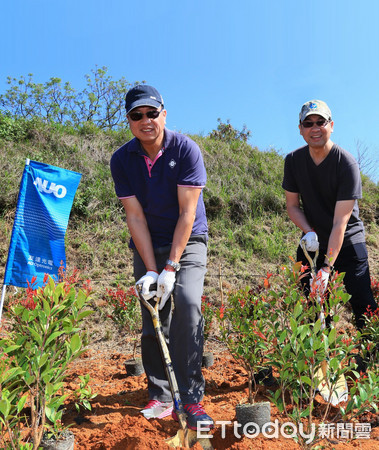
left=300, top=241, right=348, bottom=406
left=136, top=284, right=213, bottom=449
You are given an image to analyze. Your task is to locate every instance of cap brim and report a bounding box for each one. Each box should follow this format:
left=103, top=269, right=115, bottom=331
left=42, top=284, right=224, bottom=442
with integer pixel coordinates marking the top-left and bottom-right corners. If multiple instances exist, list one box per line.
left=126, top=99, right=162, bottom=114
left=301, top=111, right=330, bottom=121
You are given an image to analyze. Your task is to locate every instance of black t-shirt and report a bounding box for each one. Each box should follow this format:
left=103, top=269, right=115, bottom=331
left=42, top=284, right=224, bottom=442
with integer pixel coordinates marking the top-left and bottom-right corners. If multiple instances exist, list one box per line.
left=282, top=144, right=365, bottom=249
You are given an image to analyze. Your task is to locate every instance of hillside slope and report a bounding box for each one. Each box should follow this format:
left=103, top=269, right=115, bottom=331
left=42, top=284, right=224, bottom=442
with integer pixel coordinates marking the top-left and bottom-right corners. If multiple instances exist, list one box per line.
left=0, top=120, right=378, bottom=303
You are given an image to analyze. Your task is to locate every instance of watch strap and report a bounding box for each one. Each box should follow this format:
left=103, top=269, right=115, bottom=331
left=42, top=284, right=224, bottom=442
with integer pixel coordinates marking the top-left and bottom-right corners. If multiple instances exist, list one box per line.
left=166, top=259, right=181, bottom=271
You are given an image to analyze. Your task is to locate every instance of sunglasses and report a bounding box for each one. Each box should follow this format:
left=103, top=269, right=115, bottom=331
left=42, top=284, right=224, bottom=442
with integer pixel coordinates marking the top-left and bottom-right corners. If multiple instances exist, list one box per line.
left=128, top=109, right=163, bottom=122
left=301, top=119, right=330, bottom=128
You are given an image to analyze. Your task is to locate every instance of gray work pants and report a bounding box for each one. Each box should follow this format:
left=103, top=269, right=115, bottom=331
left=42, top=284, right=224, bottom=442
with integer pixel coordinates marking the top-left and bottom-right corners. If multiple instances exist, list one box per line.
left=133, top=236, right=207, bottom=404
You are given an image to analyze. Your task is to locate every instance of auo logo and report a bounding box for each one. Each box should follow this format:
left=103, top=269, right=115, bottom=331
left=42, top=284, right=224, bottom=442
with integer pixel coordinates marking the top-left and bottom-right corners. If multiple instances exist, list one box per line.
left=34, top=177, right=67, bottom=198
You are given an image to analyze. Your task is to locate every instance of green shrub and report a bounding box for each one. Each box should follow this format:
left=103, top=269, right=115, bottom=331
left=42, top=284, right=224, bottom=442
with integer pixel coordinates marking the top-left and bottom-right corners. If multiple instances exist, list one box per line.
left=0, top=269, right=93, bottom=448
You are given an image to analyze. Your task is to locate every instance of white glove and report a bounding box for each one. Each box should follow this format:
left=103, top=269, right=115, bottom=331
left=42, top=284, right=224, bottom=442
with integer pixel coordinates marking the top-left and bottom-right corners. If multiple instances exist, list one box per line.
left=157, top=269, right=176, bottom=310
left=310, top=268, right=329, bottom=294
left=301, top=231, right=319, bottom=252
left=135, top=271, right=158, bottom=300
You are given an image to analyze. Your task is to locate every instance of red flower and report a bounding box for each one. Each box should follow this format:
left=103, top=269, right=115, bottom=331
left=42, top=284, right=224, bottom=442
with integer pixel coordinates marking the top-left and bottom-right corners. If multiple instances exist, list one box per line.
left=342, top=337, right=352, bottom=346
left=264, top=272, right=273, bottom=289
left=255, top=331, right=267, bottom=341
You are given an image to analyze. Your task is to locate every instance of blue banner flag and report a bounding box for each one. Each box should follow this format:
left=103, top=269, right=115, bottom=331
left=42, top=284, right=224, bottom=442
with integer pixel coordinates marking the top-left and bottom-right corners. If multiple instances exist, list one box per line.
left=3, top=159, right=82, bottom=288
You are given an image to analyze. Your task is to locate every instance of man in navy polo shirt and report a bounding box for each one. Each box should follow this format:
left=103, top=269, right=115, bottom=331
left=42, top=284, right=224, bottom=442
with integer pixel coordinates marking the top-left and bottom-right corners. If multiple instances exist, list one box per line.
left=110, top=85, right=213, bottom=430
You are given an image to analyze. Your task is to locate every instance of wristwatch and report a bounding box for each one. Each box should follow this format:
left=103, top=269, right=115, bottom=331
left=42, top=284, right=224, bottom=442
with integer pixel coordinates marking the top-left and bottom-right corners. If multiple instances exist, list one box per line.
left=165, top=259, right=181, bottom=272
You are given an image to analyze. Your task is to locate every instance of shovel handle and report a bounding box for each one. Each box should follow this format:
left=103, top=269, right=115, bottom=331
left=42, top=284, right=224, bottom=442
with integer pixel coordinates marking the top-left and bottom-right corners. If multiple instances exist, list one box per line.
left=135, top=284, right=189, bottom=434
left=136, top=283, right=160, bottom=313
left=300, top=239, right=319, bottom=277
left=300, top=240, right=326, bottom=330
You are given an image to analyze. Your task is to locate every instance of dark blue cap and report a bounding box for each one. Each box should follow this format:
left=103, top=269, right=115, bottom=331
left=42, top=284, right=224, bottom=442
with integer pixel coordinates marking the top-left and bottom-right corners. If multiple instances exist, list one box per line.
left=125, top=85, right=164, bottom=114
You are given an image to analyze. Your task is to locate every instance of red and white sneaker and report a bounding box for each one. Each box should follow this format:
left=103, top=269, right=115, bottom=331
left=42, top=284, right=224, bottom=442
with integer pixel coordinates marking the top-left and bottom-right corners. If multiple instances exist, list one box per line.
left=140, top=399, right=173, bottom=419
left=172, top=403, right=214, bottom=431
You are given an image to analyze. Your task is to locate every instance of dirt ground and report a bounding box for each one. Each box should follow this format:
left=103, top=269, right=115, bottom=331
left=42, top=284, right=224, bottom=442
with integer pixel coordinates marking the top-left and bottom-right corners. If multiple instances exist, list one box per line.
left=61, top=338, right=379, bottom=450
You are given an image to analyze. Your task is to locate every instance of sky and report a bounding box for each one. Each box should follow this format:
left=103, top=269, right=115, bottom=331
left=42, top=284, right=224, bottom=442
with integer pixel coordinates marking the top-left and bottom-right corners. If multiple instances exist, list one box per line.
left=2, top=0, right=379, bottom=182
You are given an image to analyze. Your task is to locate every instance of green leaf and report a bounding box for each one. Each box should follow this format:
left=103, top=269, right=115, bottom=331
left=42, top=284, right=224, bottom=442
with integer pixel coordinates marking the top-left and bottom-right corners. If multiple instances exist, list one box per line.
left=279, top=330, right=287, bottom=344
left=328, top=328, right=336, bottom=344
left=297, top=359, right=306, bottom=372
left=17, top=395, right=28, bottom=413
left=329, top=357, right=339, bottom=371
left=313, top=319, right=321, bottom=334
left=358, top=387, right=368, bottom=402
left=38, top=353, right=50, bottom=368
left=70, top=334, right=81, bottom=353
left=76, top=290, right=87, bottom=309
left=22, top=308, right=31, bottom=322
left=77, top=310, right=93, bottom=320
left=42, top=298, right=51, bottom=316
left=45, top=331, right=66, bottom=347
left=25, top=326, right=42, bottom=346
left=3, top=344, right=21, bottom=354
left=300, top=376, right=312, bottom=386
left=82, top=399, right=91, bottom=410
left=300, top=406, right=310, bottom=418
left=294, top=301, right=303, bottom=318
left=0, top=399, right=10, bottom=417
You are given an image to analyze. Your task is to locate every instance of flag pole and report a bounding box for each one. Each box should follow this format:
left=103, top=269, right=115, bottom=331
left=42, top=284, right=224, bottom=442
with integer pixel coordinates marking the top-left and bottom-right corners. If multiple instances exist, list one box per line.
left=1, top=159, right=29, bottom=322
left=0, top=284, right=6, bottom=322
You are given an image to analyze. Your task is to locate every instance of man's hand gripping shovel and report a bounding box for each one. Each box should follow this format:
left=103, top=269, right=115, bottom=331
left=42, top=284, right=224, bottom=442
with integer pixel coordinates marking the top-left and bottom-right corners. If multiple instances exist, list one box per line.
left=300, top=240, right=348, bottom=406
left=136, top=284, right=213, bottom=449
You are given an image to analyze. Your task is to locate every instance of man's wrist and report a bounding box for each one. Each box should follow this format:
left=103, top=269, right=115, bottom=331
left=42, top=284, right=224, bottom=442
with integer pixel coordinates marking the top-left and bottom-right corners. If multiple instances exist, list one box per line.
left=164, top=265, right=176, bottom=272
left=321, top=263, right=333, bottom=273
left=165, top=259, right=181, bottom=272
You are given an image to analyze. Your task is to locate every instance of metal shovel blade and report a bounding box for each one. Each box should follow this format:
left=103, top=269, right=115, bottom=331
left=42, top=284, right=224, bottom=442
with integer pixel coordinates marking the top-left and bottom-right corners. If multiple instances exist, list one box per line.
left=165, top=429, right=213, bottom=449
left=315, top=360, right=348, bottom=406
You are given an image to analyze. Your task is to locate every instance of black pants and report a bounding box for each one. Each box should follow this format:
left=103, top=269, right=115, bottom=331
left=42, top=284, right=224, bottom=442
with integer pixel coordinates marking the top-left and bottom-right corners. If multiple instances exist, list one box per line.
left=297, top=242, right=377, bottom=330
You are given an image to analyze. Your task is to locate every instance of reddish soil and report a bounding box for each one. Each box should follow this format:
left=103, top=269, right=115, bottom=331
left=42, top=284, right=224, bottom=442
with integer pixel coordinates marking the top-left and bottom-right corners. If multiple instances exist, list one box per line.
left=62, top=344, right=379, bottom=450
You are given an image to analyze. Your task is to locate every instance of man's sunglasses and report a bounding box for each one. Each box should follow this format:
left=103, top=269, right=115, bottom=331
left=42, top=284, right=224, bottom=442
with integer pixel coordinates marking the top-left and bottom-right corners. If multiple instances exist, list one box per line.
left=128, top=109, right=163, bottom=122
left=301, top=119, right=330, bottom=128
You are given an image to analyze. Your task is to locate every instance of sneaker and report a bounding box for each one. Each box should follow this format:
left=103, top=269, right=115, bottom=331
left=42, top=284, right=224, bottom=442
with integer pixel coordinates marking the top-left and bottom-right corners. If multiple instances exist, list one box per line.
left=140, top=400, right=173, bottom=419
left=172, top=403, right=214, bottom=431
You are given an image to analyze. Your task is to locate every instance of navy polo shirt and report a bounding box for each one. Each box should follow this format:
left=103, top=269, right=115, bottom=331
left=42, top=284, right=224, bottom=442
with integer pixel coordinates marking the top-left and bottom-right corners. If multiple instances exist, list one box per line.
left=110, top=128, right=208, bottom=248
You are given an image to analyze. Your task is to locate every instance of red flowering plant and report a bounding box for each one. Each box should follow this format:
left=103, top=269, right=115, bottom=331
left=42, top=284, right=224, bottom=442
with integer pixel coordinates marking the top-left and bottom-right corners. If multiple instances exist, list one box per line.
left=103, top=286, right=142, bottom=359
left=339, top=304, right=379, bottom=422
left=218, top=286, right=270, bottom=404
left=261, top=261, right=378, bottom=446
left=337, top=277, right=379, bottom=422
left=0, top=269, right=93, bottom=449
left=371, top=276, right=379, bottom=302
left=357, top=301, right=378, bottom=374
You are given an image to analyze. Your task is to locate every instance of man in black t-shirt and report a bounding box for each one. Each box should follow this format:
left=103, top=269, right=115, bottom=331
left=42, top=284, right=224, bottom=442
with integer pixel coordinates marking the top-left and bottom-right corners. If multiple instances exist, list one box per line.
left=282, top=99, right=377, bottom=333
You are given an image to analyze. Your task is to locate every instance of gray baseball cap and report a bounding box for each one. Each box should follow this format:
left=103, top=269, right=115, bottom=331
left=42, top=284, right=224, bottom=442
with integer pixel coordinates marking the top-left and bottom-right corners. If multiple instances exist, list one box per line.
left=299, top=100, right=332, bottom=122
